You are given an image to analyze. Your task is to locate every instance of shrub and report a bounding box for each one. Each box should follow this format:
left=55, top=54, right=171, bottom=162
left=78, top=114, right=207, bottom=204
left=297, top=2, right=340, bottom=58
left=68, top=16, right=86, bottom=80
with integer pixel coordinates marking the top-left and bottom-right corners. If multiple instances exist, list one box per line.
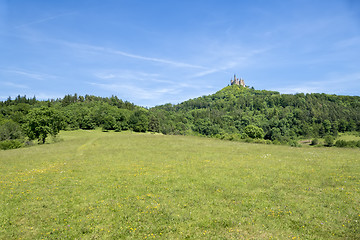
left=239, top=133, right=249, bottom=139
left=310, top=138, right=319, bottom=146
left=0, top=120, right=24, bottom=141
left=289, top=140, right=302, bottom=147
left=244, top=138, right=254, bottom=143
left=347, top=141, right=357, bottom=148
left=0, top=139, right=24, bottom=150
left=335, top=140, right=347, bottom=147
left=244, top=125, right=264, bottom=139
left=253, top=139, right=266, bottom=144
left=324, top=135, right=334, bottom=147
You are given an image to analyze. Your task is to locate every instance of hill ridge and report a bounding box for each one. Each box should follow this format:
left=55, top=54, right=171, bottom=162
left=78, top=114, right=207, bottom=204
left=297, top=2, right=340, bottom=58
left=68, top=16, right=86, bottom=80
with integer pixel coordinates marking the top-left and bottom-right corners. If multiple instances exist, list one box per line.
left=1, top=85, right=360, bottom=147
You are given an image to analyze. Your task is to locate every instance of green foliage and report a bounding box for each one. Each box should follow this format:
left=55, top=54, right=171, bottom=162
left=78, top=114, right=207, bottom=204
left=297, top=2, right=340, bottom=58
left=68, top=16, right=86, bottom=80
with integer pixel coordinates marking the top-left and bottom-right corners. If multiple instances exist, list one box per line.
left=0, top=139, right=23, bottom=150
left=0, top=119, right=23, bottom=141
left=324, top=135, right=334, bottom=147
left=1, top=88, right=360, bottom=147
left=192, top=118, right=219, bottom=136
left=335, top=139, right=360, bottom=148
left=244, top=125, right=264, bottom=139
left=151, top=85, right=360, bottom=145
left=311, top=138, right=319, bottom=146
left=288, top=140, right=302, bottom=147
left=129, top=109, right=149, bottom=132
left=0, top=119, right=25, bottom=150
left=25, top=107, right=63, bottom=144
left=335, top=139, right=347, bottom=147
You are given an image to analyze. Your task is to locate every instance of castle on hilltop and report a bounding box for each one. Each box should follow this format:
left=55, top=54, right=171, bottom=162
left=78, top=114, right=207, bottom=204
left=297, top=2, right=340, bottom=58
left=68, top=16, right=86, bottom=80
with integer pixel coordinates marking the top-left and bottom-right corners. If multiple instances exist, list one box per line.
left=230, top=74, right=245, bottom=87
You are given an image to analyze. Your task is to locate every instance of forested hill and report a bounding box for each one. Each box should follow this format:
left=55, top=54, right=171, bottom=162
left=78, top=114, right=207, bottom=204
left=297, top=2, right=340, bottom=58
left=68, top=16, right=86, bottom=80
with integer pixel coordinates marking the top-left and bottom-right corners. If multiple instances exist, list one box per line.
left=150, top=85, right=360, bottom=143
left=1, top=85, right=360, bottom=149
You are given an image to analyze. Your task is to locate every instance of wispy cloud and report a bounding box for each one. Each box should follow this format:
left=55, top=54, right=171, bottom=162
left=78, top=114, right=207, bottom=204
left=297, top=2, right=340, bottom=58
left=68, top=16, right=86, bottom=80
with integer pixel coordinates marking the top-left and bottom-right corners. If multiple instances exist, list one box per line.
left=333, top=36, right=360, bottom=49
left=1, top=81, right=29, bottom=89
left=94, top=71, right=160, bottom=81
left=273, top=72, right=360, bottom=95
left=1, top=69, right=57, bottom=80
left=15, top=12, right=76, bottom=29
left=93, top=69, right=212, bottom=91
left=111, top=49, right=206, bottom=69
left=190, top=45, right=275, bottom=78
left=61, top=41, right=208, bottom=69
left=89, top=82, right=181, bottom=101
left=191, top=61, right=240, bottom=78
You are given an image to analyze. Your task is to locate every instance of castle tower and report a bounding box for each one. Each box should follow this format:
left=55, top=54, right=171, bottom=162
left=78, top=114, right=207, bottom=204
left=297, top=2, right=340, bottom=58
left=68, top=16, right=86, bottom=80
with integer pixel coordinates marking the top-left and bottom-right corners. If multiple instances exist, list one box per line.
left=231, top=74, right=245, bottom=87
left=240, top=78, right=245, bottom=87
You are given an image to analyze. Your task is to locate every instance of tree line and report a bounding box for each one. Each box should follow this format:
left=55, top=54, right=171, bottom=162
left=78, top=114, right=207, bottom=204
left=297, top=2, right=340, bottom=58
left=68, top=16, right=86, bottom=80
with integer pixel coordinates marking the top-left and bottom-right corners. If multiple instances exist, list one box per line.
left=1, top=86, right=360, bottom=150
left=150, top=85, right=360, bottom=146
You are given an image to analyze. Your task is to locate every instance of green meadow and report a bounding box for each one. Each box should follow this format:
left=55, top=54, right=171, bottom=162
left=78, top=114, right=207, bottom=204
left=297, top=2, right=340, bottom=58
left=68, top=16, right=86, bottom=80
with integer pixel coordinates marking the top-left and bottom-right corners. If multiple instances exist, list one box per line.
left=0, top=130, right=359, bottom=239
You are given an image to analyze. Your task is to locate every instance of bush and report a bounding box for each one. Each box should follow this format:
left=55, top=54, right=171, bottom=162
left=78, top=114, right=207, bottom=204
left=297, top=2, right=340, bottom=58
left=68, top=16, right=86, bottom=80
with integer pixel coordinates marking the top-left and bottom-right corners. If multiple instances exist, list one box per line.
left=335, top=140, right=347, bottom=147
left=0, top=120, right=24, bottom=141
left=310, top=138, right=319, bottom=146
left=335, top=139, right=360, bottom=148
left=0, top=139, right=24, bottom=150
left=289, top=140, right=302, bottom=147
left=324, top=135, right=334, bottom=147
left=347, top=140, right=358, bottom=148
left=253, top=139, right=265, bottom=144
left=244, top=125, right=264, bottom=139
left=272, top=140, right=281, bottom=145
left=224, top=134, right=241, bottom=141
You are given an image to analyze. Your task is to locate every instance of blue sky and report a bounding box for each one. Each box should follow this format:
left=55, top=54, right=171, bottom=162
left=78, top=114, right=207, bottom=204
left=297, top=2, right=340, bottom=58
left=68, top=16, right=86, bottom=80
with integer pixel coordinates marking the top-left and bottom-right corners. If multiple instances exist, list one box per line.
left=1, top=0, right=360, bottom=107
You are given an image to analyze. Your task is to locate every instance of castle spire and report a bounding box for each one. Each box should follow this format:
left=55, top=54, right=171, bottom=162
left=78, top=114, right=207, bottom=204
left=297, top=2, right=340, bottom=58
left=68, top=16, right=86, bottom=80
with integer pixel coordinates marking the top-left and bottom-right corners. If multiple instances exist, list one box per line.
left=230, top=74, right=246, bottom=87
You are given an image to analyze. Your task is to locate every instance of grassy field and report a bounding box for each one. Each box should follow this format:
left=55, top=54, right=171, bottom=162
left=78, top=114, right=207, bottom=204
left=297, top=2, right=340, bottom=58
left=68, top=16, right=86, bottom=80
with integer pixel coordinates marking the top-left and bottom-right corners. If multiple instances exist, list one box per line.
left=0, top=130, right=359, bottom=239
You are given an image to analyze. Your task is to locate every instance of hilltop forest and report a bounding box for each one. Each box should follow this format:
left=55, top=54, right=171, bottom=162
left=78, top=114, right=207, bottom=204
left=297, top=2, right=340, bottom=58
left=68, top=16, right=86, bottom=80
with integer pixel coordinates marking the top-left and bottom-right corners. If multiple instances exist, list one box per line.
left=1, top=85, right=360, bottom=149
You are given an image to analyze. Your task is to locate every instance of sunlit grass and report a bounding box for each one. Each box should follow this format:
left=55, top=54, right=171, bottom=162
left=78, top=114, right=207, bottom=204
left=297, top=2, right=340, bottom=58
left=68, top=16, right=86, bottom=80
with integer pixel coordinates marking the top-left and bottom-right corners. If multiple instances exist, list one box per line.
left=337, top=132, right=360, bottom=141
left=0, top=130, right=359, bottom=239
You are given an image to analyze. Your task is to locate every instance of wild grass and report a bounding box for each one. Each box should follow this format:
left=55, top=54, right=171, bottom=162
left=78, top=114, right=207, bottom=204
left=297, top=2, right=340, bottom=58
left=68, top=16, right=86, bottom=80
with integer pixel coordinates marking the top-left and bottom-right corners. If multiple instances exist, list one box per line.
left=0, top=130, right=359, bottom=239
left=337, top=132, right=360, bottom=141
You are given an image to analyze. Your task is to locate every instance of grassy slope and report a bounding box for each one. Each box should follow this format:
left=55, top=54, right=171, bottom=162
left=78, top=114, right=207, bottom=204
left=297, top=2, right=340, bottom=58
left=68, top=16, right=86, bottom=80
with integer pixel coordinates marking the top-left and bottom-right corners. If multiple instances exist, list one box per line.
left=0, top=130, right=359, bottom=239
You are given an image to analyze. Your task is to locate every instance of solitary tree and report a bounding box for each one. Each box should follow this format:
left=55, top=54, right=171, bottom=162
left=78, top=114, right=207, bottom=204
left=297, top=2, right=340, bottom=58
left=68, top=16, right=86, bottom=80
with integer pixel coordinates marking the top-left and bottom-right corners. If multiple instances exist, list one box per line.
left=26, top=107, right=63, bottom=144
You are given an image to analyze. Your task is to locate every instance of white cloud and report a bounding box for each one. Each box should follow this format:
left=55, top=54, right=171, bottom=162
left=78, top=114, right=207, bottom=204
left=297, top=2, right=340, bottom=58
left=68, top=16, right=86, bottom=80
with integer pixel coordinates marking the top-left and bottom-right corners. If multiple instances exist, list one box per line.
left=191, top=60, right=240, bottom=78
left=33, top=92, right=64, bottom=100
left=1, top=81, right=29, bottom=89
left=15, top=11, right=76, bottom=29
left=61, top=41, right=208, bottom=69
left=111, top=49, right=207, bottom=69
left=273, top=72, right=360, bottom=95
left=1, top=69, right=57, bottom=80
left=94, top=73, right=116, bottom=79
left=94, top=70, right=161, bottom=81
left=89, top=82, right=170, bottom=101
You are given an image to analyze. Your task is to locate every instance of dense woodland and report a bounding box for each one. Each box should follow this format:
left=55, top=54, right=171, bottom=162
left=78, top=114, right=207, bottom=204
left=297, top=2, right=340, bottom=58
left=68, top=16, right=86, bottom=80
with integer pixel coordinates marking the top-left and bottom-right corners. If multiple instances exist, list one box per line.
left=1, top=85, right=360, bottom=149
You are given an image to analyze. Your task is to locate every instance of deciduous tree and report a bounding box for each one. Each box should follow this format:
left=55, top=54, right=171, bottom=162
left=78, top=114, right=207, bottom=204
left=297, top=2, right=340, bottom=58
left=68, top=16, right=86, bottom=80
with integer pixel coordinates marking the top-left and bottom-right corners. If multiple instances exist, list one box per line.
left=26, top=107, right=63, bottom=144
